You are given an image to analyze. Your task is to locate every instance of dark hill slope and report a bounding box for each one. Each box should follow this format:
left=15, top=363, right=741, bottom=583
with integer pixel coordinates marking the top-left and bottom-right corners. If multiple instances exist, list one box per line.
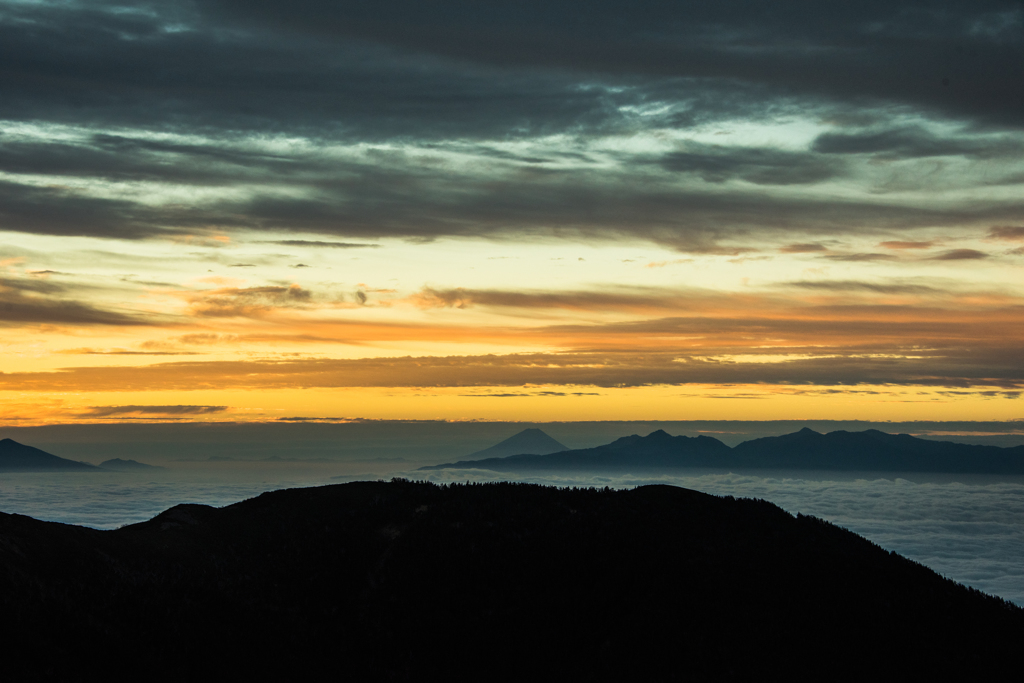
left=1, top=480, right=1021, bottom=681
left=0, top=438, right=98, bottom=471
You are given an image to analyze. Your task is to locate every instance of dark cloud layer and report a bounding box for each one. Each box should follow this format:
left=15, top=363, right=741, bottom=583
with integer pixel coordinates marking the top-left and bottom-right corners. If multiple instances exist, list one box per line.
left=990, top=226, right=1024, bottom=241
left=3, top=156, right=1017, bottom=247
left=4, top=1, right=1019, bottom=136
left=206, top=0, right=1024, bottom=128
left=930, top=249, right=989, bottom=261
left=0, top=180, right=169, bottom=239
left=0, top=1, right=1021, bottom=247
left=656, top=144, right=842, bottom=185
left=264, top=240, right=380, bottom=249
left=812, top=127, right=1023, bottom=159
left=784, top=280, right=942, bottom=295
left=79, top=405, right=229, bottom=417
left=186, top=285, right=313, bottom=318
left=0, top=278, right=148, bottom=326
left=4, top=348, right=1021, bottom=392
left=0, top=1, right=621, bottom=140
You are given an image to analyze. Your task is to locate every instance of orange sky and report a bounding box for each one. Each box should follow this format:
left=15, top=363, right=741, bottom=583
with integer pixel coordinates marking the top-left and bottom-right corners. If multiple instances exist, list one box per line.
left=2, top=232, right=1022, bottom=425
left=1, top=1, right=1022, bottom=426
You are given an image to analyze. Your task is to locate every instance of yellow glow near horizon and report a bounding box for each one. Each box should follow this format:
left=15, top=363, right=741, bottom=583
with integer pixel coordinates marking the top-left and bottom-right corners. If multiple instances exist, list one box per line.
left=3, top=225, right=1023, bottom=425
left=1, top=383, right=1021, bottom=427
left=3, top=111, right=1024, bottom=428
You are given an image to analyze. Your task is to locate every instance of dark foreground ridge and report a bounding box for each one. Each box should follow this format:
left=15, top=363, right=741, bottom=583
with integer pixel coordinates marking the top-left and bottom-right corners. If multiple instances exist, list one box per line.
left=2, top=480, right=1021, bottom=681
left=422, top=427, right=1024, bottom=474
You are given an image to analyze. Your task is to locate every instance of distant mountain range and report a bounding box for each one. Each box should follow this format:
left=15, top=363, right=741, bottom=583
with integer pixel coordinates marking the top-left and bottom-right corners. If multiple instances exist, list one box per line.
left=0, top=438, right=162, bottom=472
left=99, top=458, right=164, bottom=471
left=1, top=480, right=1020, bottom=679
left=422, top=427, right=1024, bottom=474
left=8, top=426, right=1024, bottom=475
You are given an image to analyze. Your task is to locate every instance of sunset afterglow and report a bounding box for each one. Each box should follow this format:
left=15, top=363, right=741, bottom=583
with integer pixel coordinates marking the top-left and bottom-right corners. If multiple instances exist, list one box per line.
left=2, top=1, right=1022, bottom=425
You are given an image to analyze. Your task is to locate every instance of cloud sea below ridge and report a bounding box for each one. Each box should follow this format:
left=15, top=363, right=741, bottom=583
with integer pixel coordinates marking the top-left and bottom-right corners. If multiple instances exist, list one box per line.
left=2, top=463, right=1022, bottom=606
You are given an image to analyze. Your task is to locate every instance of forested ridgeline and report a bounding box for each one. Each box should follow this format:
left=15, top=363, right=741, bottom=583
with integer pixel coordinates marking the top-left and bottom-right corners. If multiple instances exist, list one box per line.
left=2, top=480, right=1021, bottom=680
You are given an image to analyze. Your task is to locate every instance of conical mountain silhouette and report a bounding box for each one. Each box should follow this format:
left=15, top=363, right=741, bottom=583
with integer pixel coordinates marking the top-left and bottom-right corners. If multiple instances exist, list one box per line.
left=463, top=428, right=568, bottom=460
left=0, top=438, right=98, bottom=471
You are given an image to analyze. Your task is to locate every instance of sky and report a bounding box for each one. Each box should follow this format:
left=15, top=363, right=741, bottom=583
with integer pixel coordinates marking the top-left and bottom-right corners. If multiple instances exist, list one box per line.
left=1, top=0, right=1023, bottom=426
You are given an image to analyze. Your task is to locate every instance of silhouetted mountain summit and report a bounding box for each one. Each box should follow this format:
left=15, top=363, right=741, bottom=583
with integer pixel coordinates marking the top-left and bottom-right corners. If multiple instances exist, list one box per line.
left=0, top=438, right=98, bottom=471
left=99, top=458, right=164, bottom=471
left=1, top=480, right=1020, bottom=680
left=463, top=427, right=568, bottom=460
left=421, top=428, right=728, bottom=471
left=421, top=428, right=1024, bottom=474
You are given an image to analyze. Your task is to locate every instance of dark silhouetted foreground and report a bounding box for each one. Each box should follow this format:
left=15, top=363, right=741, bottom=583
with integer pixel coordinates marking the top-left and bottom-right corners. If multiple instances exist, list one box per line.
left=2, top=480, right=1021, bottom=680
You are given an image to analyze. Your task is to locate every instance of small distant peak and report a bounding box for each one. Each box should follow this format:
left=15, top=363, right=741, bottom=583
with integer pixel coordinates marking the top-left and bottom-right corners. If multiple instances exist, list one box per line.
left=462, top=428, right=568, bottom=459
left=646, top=430, right=672, bottom=439
left=1, top=437, right=16, bottom=444
left=100, top=458, right=160, bottom=470
left=798, top=427, right=820, bottom=435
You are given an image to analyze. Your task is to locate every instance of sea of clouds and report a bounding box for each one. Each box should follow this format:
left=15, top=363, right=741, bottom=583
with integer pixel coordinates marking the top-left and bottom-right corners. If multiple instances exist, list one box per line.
left=3, top=464, right=1022, bottom=605
left=405, top=467, right=1024, bottom=606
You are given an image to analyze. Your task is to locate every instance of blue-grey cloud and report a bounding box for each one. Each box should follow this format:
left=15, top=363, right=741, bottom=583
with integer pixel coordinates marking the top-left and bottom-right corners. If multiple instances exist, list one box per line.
left=656, top=144, right=843, bottom=185
left=813, top=127, right=1023, bottom=159
left=205, top=0, right=1024, bottom=128
left=0, top=0, right=1021, bottom=248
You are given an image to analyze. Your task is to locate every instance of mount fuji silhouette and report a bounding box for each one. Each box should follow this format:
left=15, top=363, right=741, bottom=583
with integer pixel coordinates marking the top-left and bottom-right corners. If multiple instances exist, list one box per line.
left=422, top=428, right=567, bottom=470
left=462, top=428, right=568, bottom=460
